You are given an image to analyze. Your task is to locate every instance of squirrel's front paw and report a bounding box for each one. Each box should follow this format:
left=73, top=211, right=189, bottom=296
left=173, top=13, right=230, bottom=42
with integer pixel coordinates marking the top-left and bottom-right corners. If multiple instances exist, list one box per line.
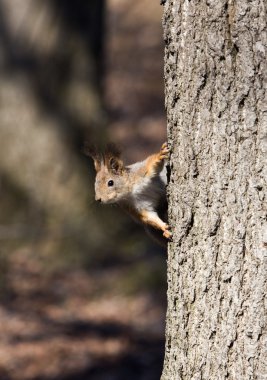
left=163, top=224, right=172, bottom=239
left=159, top=142, right=170, bottom=161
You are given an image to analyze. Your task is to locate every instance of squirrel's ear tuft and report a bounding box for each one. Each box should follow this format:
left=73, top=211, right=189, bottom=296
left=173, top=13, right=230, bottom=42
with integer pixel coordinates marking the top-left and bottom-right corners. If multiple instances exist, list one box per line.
left=105, top=143, right=121, bottom=159
left=104, top=144, right=124, bottom=174
left=108, top=157, right=124, bottom=174
left=82, top=142, right=102, bottom=172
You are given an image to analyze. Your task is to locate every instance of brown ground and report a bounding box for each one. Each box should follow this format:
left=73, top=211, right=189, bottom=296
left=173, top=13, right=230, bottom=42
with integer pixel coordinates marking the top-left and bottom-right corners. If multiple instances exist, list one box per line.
left=0, top=248, right=166, bottom=380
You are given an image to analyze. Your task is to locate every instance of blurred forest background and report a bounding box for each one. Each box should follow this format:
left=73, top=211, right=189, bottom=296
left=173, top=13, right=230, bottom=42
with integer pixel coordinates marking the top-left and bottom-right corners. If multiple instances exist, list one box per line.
left=0, top=1, right=166, bottom=379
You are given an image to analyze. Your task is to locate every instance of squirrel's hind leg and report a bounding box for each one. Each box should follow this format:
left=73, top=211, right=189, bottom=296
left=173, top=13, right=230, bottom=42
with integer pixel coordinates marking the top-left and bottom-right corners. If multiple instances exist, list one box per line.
left=139, top=210, right=172, bottom=239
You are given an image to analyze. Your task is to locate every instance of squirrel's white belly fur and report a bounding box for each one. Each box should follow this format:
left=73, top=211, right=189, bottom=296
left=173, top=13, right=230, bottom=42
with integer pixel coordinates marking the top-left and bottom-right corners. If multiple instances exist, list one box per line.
left=126, top=163, right=167, bottom=212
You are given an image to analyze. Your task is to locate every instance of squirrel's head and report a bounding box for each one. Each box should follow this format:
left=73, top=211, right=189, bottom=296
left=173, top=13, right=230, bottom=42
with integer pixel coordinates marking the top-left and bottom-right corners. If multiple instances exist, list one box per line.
left=84, top=143, right=129, bottom=204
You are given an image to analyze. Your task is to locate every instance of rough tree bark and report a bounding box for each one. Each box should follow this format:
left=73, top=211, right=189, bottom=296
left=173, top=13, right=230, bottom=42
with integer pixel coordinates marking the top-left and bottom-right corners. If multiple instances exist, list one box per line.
left=162, top=1, right=266, bottom=379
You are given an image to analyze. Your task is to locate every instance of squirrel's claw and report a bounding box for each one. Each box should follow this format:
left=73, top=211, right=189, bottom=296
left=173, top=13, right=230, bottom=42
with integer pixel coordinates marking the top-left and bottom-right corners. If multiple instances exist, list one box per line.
left=163, top=224, right=172, bottom=239
left=159, top=142, right=170, bottom=160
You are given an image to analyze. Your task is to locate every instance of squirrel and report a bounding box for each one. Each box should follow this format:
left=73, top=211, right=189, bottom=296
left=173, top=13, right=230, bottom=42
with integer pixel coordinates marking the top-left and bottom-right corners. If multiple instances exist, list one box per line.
left=84, top=142, right=172, bottom=247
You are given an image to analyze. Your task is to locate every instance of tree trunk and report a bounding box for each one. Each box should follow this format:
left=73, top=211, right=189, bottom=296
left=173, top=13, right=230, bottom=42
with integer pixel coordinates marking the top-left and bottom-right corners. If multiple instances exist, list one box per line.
left=162, top=1, right=266, bottom=379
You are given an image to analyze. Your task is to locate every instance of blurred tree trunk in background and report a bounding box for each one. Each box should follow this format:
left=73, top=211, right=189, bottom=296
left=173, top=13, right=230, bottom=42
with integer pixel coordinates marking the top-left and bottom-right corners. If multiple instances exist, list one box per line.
left=162, top=1, right=266, bottom=379
left=0, top=0, right=108, bottom=263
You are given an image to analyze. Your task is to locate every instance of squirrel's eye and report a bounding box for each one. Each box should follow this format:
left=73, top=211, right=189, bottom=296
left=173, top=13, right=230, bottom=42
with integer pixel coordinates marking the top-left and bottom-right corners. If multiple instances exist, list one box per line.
left=108, top=180, right=114, bottom=187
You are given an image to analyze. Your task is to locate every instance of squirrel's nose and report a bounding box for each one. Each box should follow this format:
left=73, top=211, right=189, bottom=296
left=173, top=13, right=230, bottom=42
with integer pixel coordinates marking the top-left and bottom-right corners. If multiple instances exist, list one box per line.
left=95, top=197, right=102, bottom=203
